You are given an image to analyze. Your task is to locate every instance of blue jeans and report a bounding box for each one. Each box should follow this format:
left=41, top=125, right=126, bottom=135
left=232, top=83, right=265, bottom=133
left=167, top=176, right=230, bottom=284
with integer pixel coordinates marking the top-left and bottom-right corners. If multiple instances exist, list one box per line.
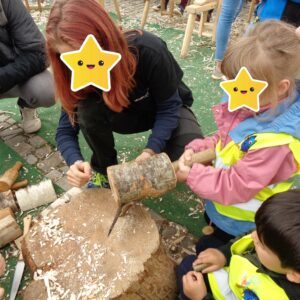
left=215, top=0, right=244, bottom=61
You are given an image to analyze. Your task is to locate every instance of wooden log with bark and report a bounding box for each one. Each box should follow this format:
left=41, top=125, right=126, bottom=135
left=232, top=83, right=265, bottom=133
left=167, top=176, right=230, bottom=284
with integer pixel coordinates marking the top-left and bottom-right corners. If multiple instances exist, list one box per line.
left=22, top=189, right=176, bottom=299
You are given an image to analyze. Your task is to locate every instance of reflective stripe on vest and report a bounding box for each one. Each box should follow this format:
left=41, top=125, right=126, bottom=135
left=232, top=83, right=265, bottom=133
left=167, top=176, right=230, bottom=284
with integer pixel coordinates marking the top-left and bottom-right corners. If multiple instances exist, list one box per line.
left=212, top=133, right=300, bottom=222
left=229, top=235, right=289, bottom=300
left=208, top=269, right=237, bottom=300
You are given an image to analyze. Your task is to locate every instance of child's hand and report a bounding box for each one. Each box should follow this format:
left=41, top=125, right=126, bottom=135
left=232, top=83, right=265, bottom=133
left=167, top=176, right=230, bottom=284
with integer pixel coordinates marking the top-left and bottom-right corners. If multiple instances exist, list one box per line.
left=193, top=248, right=226, bottom=273
left=176, top=149, right=194, bottom=182
left=183, top=271, right=207, bottom=300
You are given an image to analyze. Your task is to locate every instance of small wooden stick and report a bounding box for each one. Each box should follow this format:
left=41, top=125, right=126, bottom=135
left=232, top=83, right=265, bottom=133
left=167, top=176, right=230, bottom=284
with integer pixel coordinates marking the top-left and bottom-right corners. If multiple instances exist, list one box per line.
left=15, top=215, right=32, bottom=251
left=11, top=180, right=29, bottom=191
left=193, top=263, right=211, bottom=273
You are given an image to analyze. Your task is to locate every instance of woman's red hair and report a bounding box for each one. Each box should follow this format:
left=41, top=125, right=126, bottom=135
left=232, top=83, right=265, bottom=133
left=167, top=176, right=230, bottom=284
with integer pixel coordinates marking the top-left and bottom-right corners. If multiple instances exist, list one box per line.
left=46, top=0, right=136, bottom=115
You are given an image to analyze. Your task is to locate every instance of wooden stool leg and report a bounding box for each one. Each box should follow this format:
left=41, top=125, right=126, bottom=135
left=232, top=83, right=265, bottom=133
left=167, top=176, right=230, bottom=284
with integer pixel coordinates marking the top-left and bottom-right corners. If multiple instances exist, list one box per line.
left=141, top=0, right=151, bottom=29
left=181, top=13, right=196, bottom=58
left=160, top=0, right=165, bottom=15
left=198, top=11, right=207, bottom=36
left=247, top=0, right=256, bottom=23
left=169, top=0, right=175, bottom=17
left=113, top=0, right=122, bottom=21
left=37, top=0, right=42, bottom=12
left=24, top=0, right=30, bottom=11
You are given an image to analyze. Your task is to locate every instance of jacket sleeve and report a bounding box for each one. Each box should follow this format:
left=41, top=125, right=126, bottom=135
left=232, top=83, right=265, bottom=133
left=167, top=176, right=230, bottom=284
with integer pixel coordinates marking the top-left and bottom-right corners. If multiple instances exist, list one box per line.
left=185, top=133, right=220, bottom=153
left=146, top=89, right=181, bottom=153
left=56, top=110, right=84, bottom=166
left=186, top=145, right=298, bottom=205
left=0, top=0, right=47, bottom=93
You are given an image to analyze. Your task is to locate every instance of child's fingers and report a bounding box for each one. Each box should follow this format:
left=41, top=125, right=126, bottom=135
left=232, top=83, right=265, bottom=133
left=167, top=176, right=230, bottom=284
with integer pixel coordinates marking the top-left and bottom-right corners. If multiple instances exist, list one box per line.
left=201, top=265, right=219, bottom=274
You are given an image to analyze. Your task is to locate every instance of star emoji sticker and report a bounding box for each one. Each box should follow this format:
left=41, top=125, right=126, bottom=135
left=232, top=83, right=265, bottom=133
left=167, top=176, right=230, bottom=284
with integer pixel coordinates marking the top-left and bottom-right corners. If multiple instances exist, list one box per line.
left=220, top=67, right=268, bottom=112
left=60, top=34, right=121, bottom=92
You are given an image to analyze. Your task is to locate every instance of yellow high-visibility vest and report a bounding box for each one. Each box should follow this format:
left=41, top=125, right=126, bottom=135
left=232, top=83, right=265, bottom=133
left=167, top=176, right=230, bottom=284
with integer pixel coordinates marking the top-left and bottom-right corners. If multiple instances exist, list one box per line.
left=212, top=132, right=300, bottom=222
left=208, top=234, right=289, bottom=300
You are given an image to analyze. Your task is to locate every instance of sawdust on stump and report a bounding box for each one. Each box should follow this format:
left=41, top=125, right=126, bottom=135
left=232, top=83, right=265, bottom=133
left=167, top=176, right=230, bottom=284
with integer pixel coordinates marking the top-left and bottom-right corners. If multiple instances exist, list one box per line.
left=22, top=189, right=176, bottom=300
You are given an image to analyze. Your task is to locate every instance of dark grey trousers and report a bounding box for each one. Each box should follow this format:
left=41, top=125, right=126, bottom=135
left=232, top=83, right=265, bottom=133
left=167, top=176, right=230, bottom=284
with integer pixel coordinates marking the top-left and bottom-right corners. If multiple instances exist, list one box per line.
left=0, top=70, right=55, bottom=108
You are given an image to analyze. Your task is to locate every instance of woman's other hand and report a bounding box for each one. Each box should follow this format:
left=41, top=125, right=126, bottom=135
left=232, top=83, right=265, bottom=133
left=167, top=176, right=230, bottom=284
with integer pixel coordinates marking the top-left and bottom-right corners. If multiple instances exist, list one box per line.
left=67, top=161, right=92, bottom=187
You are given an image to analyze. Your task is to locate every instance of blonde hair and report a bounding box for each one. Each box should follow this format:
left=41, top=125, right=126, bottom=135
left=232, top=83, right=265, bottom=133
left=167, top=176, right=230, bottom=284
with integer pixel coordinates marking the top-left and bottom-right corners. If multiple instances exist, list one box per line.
left=222, top=20, right=300, bottom=107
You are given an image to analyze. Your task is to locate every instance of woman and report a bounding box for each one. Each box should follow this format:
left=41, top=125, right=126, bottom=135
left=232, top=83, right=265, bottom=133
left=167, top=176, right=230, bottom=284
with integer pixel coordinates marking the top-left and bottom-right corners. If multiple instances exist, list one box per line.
left=46, top=0, right=203, bottom=188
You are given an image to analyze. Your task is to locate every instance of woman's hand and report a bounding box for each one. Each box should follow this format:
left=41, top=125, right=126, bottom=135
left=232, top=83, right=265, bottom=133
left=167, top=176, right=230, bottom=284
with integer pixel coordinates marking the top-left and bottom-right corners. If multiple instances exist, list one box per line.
left=67, top=161, right=92, bottom=187
left=193, top=248, right=226, bottom=273
left=183, top=271, right=207, bottom=300
left=135, top=149, right=155, bottom=162
left=176, top=149, right=194, bottom=182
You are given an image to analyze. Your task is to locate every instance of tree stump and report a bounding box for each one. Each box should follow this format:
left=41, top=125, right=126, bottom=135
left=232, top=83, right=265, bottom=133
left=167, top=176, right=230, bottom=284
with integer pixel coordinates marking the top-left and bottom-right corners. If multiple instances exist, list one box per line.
left=22, top=189, right=176, bottom=299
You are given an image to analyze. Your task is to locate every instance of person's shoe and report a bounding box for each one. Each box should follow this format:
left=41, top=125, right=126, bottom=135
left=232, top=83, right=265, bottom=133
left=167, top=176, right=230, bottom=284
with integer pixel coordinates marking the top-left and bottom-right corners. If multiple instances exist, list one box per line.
left=174, top=5, right=184, bottom=16
left=211, top=68, right=226, bottom=81
left=20, top=107, right=42, bottom=133
left=152, top=4, right=161, bottom=11
left=87, top=172, right=110, bottom=189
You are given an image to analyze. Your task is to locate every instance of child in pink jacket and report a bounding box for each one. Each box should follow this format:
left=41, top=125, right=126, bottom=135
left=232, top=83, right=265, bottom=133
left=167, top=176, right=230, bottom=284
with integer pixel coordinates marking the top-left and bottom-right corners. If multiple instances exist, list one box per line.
left=176, top=20, right=300, bottom=247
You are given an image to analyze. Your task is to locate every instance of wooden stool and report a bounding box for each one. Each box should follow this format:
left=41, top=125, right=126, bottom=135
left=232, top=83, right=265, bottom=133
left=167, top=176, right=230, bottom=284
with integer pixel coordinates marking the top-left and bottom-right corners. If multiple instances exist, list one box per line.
left=141, top=0, right=176, bottom=30
left=180, top=0, right=222, bottom=58
left=98, top=0, right=122, bottom=21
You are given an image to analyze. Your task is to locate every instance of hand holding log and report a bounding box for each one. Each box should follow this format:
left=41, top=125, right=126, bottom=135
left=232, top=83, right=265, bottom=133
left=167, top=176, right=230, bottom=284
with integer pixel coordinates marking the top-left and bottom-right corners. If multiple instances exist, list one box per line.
left=107, top=149, right=216, bottom=205
left=0, top=162, right=23, bottom=192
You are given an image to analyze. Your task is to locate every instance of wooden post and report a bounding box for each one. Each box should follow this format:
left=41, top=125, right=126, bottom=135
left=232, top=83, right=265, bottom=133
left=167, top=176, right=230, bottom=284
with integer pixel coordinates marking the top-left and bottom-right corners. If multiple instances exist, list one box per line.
left=0, top=208, right=22, bottom=248
left=181, top=12, right=196, bottom=57
left=141, top=0, right=151, bottom=29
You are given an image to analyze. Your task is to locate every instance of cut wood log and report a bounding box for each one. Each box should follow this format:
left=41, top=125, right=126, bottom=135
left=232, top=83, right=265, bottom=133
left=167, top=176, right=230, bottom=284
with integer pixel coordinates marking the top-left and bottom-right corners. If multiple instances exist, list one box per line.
left=0, top=208, right=22, bottom=248
left=15, top=180, right=57, bottom=211
left=22, top=189, right=176, bottom=299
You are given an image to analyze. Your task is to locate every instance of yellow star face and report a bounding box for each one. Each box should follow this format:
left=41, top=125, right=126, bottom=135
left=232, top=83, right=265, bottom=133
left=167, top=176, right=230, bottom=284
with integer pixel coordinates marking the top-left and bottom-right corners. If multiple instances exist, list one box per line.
left=60, top=34, right=121, bottom=92
left=220, top=67, right=268, bottom=112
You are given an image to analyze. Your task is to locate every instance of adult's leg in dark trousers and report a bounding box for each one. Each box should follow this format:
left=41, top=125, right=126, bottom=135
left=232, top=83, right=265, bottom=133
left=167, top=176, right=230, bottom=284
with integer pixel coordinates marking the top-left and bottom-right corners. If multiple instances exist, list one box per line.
left=164, top=106, right=203, bottom=162
left=77, top=95, right=119, bottom=174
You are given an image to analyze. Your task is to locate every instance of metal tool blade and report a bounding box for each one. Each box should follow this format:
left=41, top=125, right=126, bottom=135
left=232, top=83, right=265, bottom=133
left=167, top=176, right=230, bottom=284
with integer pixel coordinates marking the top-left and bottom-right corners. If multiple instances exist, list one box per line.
left=107, top=206, right=122, bottom=237
left=9, top=260, right=25, bottom=300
